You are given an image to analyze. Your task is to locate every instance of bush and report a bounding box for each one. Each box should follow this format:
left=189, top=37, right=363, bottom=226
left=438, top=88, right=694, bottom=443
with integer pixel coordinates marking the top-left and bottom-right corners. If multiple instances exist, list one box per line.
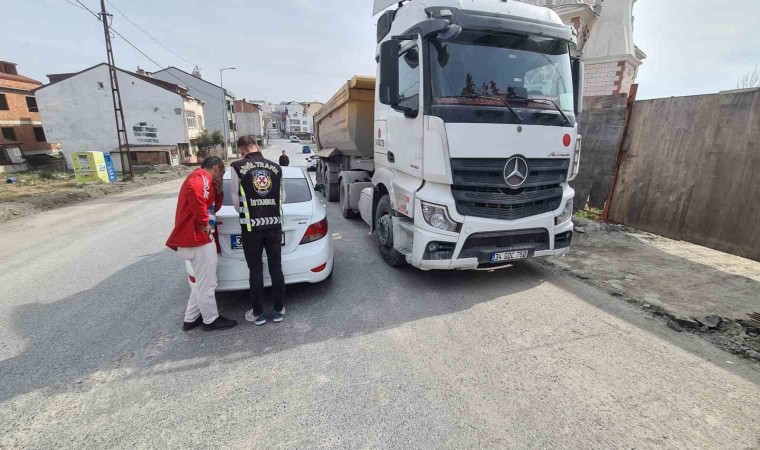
left=39, top=171, right=54, bottom=180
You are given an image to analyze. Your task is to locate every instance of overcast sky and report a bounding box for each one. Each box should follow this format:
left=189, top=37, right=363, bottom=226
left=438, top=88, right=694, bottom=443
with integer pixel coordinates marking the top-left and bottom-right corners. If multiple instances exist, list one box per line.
left=6, top=0, right=760, bottom=102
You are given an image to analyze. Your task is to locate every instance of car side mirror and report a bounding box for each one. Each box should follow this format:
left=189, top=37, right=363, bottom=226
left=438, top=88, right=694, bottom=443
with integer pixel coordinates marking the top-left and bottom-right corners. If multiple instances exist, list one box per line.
left=314, top=183, right=326, bottom=194
left=572, top=58, right=584, bottom=114
left=379, top=40, right=401, bottom=106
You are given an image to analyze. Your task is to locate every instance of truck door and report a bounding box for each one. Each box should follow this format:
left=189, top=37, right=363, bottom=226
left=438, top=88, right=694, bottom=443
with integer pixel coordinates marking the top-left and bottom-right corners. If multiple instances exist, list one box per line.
left=386, top=40, right=424, bottom=217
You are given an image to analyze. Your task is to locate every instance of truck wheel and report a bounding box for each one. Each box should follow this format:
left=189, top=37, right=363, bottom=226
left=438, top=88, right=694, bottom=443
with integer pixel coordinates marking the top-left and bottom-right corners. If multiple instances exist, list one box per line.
left=339, top=179, right=356, bottom=218
left=326, top=181, right=339, bottom=202
left=375, top=194, right=406, bottom=267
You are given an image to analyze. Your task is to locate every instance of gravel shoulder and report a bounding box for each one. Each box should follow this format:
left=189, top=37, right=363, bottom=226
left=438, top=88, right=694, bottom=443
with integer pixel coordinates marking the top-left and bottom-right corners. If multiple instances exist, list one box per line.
left=539, top=218, right=760, bottom=362
left=0, top=165, right=191, bottom=224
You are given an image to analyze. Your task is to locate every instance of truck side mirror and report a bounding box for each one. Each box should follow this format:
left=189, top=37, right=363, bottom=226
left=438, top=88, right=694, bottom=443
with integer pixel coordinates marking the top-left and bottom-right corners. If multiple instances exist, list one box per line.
left=379, top=40, right=401, bottom=106
left=572, top=58, right=584, bottom=115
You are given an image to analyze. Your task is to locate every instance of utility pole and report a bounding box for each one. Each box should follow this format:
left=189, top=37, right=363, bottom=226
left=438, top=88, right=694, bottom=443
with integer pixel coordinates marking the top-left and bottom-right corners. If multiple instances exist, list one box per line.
left=99, top=0, right=133, bottom=180
left=220, top=67, right=236, bottom=159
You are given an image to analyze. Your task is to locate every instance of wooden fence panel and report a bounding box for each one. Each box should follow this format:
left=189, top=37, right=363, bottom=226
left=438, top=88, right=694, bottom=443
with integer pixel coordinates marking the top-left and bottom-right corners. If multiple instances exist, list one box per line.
left=571, top=94, right=629, bottom=210
left=608, top=89, right=760, bottom=261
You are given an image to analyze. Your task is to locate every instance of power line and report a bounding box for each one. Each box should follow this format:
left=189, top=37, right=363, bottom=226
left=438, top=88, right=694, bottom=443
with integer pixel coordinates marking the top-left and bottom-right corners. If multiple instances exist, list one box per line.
left=63, top=0, right=88, bottom=12
left=63, top=0, right=228, bottom=104
left=105, top=0, right=199, bottom=68
left=72, top=0, right=164, bottom=69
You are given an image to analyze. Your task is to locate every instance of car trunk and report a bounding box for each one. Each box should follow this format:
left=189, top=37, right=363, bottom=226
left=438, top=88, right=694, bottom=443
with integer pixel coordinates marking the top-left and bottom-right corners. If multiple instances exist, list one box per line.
left=216, top=201, right=314, bottom=260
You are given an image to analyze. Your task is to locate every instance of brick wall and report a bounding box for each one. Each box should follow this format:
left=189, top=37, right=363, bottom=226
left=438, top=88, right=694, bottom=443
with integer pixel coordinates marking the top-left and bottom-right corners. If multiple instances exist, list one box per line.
left=583, top=61, right=638, bottom=97
left=0, top=78, right=49, bottom=153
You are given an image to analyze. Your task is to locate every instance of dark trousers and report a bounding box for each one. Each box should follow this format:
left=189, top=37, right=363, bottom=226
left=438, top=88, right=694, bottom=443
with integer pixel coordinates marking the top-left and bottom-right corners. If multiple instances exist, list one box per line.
left=241, top=227, right=285, bottom=316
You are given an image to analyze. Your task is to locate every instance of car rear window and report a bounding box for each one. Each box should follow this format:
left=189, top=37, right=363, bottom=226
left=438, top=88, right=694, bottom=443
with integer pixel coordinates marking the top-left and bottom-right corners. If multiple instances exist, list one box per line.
left=223, top=178, right=312, bottom=206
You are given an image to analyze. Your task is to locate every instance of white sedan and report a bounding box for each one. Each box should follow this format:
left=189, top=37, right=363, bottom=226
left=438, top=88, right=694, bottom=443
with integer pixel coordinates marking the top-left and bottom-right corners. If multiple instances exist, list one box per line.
left=305, top=155, right=318, bottom=171
left=186, top=166, right=334, bottom=291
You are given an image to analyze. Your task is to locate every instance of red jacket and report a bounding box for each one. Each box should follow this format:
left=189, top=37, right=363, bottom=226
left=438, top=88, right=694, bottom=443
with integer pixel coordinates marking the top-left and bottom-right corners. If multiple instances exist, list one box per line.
left=166, top=169, right=223, bottom=250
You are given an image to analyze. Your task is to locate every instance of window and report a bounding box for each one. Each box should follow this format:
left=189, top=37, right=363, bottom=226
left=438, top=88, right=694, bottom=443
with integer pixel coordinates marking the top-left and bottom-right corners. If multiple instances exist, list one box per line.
left=33, top=127, right=46, bottom=142
left=1, top=127, right=17, bottom=141
left=0, top=94, right=8, bottom=111
left=398, top=47, right=420, bottom=112
left=26, top=96, right=39, bottom=112
left=222, top=178, right=311, bottom=206
left=198, top=115, right=204, bottom=130
left=186, top=111, right=197, bottom=128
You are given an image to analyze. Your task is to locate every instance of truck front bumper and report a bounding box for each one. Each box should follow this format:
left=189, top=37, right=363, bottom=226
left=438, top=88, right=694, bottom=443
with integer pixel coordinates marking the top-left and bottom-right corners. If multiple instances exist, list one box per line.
left=406, top=189, right=574, bottom=270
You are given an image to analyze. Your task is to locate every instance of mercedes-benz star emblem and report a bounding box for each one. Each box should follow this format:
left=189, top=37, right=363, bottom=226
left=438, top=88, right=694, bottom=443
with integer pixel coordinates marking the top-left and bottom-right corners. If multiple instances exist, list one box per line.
left=503, top=156, right=529, bottom=188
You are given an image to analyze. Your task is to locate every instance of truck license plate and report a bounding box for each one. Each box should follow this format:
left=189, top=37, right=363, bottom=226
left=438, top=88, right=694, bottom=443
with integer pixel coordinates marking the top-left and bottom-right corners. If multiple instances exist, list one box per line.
left=491, top=250, right=530, bottom=262
left=231, top=234, right=285, bottom=249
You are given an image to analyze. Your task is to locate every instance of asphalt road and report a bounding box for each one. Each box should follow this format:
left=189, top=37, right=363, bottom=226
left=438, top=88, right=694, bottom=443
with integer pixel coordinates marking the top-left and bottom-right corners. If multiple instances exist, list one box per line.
left=1, top=139, right=759, bottom=449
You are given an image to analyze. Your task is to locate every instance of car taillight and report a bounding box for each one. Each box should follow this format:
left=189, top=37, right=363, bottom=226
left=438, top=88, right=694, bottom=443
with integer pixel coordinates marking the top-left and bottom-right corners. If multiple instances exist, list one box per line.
left=300, top=217, right=328, bottom=244
left=311, top=263, right=327, bottom=273
left=188, top=275, right=196, bottom=283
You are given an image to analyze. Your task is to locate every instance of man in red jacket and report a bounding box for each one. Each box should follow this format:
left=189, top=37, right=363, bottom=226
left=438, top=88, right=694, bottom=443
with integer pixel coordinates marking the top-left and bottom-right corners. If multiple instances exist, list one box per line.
left=166, top=156, right=237, bottom=331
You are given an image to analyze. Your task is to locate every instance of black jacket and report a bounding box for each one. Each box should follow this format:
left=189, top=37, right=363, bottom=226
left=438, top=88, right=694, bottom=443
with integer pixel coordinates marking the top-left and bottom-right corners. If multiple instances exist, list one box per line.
left=231, top=153, right=283, bottom=231
left=279, top=154, right=290, bottom=166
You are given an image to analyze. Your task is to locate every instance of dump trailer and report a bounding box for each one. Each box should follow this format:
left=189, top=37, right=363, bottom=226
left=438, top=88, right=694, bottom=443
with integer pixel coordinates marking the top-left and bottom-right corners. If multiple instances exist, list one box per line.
left=314, top=76, right=376, bottom=215
left=315, top=0, right=584, bottom=270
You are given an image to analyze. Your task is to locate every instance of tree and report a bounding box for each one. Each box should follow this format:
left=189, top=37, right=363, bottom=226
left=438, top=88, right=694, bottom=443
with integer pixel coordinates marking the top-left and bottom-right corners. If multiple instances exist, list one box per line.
left=737, top=65, right=760, bottom=89
left=195, top=130, right=224, bottom=159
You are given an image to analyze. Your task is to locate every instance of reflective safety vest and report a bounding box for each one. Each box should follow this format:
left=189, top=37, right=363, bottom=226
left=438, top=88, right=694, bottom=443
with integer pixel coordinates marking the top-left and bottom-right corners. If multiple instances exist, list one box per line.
left=231, top=152, right=283, bottom=232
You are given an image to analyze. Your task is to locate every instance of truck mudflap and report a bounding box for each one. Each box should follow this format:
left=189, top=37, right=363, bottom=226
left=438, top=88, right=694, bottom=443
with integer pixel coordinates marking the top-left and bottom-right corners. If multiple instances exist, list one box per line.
left=359, top=187, right=375, bottom=229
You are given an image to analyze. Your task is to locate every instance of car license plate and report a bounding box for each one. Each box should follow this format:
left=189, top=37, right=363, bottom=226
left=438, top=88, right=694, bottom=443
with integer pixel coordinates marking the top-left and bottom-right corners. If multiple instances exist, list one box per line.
left=231, top=234, right=285, bottom=249
left=491, top=249, right=530, bottom=262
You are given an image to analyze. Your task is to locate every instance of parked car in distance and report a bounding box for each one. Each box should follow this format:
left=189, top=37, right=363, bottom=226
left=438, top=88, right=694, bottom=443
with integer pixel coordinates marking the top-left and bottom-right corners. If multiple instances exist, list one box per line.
left=185, top=166, right=333, bottom=291
left=302, top=145, right=312, bottom=154
left=305, top=155, right=318, bottom=171
left=289, top=135, right=300, bottom=143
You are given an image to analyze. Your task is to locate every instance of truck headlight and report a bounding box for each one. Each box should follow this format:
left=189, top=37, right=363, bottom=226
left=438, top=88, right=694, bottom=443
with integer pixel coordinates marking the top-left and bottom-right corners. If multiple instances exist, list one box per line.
left=555, top=199, right=573, bottom=226
left=421, top=201, right=459, bottom=232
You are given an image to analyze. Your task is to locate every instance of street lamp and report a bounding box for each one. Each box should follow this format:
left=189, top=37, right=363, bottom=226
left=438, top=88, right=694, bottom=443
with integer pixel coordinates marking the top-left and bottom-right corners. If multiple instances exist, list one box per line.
left=219, top=67, right=236, bottom=157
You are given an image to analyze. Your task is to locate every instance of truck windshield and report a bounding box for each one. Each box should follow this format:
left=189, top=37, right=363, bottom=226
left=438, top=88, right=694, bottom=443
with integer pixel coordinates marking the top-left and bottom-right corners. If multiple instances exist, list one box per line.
left=430, top=31, right=575, bottom=124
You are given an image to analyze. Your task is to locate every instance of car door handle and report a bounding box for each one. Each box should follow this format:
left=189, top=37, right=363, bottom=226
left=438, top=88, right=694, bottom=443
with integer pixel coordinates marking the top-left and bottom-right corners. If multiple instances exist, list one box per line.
left=387, top=152, right=395, bottom=163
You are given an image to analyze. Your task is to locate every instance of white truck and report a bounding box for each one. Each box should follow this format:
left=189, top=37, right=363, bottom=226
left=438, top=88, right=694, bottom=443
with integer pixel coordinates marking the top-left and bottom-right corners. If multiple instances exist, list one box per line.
left=315, top=0, right=583, bottom=270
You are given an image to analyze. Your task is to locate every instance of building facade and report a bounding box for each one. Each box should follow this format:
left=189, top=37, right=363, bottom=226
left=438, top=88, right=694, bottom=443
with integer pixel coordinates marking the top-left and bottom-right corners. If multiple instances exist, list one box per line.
left=234, top=99, right=266, bottom=142
left=302, top=101, right=324, bottom=137
left=0, top=61, right=54, bottom=162
left=150, top=67, right=237, bottom=155
left=284, top=101, right=307, bottom=134
left=519, top=0, right=646, bottom=96
left=35, top=63, right=204, bottom=170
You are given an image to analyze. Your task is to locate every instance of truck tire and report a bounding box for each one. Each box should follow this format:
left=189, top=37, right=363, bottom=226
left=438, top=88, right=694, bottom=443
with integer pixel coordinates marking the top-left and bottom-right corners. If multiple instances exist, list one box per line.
left=326, top=180, right=339, bottom=202
left=339, top=179, right=356, bottom=218
left=375, top=194, right=406, bottom=267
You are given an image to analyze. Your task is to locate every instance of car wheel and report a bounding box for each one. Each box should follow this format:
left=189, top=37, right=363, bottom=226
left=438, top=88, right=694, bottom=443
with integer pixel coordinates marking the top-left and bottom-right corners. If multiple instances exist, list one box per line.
left=375, top=194, right=406, bottom=267
left=339, top=179, right=356, bottom=218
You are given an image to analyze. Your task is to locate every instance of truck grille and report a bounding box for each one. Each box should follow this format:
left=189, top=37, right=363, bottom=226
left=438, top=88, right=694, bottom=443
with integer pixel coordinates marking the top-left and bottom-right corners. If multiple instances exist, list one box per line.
left=450, top=158, right=568, bottom=220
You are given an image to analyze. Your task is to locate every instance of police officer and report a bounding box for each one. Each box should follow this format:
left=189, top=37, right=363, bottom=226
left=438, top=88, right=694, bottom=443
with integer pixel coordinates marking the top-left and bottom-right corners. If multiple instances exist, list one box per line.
left=230, top=135, right=286, bottom=325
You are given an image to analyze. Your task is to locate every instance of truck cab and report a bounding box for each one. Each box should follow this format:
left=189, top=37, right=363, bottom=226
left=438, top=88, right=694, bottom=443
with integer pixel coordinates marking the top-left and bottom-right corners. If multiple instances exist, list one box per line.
left=316, top=0, right=583, bottom=270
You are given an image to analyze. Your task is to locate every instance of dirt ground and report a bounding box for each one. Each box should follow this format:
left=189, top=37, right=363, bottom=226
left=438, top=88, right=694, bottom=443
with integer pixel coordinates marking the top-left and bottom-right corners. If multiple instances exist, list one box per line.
left=539, top=218, right=760, bottom=362
left=0, top=166, right=191, bottom=224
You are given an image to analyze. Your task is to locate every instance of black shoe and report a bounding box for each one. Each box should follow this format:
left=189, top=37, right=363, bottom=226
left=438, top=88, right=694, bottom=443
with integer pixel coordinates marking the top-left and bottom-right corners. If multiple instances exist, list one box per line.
left=203, top=316, right=238, bottom=331
left=183, top=317, right=203, bottom=331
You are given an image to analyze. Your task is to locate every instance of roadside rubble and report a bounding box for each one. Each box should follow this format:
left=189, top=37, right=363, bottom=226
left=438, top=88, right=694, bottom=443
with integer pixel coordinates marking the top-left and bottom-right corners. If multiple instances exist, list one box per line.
left=0, top=165, right=191, bottom=224
left=539, top=217, right=760, bottom=363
